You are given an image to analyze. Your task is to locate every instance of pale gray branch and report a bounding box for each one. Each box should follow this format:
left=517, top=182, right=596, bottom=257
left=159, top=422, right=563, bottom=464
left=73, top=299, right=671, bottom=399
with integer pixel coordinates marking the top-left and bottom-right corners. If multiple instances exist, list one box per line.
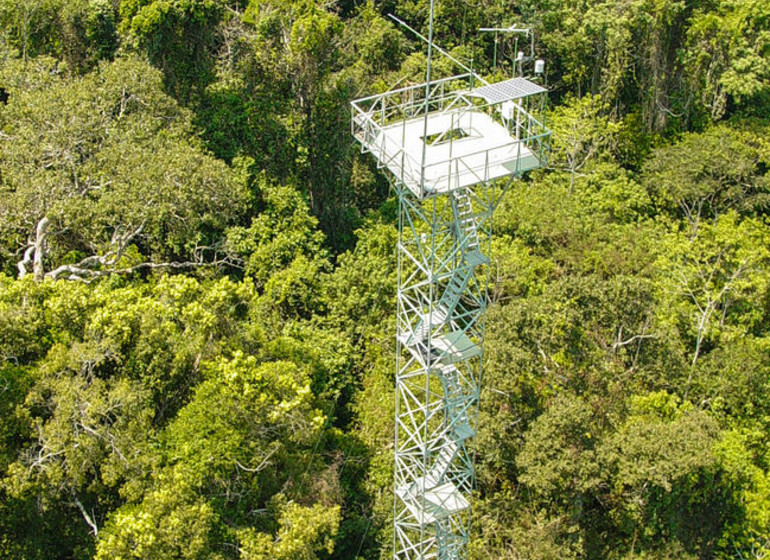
left=234, top=446, right=278, bottom=474
left=72, top=496, right=99, bottom=537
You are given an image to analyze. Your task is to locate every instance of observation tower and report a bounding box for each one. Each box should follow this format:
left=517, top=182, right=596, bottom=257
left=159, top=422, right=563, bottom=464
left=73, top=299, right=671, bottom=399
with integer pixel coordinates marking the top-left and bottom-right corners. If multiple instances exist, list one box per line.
left=351, top=20, right=551, bottom=560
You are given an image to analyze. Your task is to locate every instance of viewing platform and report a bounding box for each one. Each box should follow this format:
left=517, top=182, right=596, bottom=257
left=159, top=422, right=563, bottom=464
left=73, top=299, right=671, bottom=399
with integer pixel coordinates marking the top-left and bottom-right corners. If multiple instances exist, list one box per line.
left=351, top=74, right=550, bottom=198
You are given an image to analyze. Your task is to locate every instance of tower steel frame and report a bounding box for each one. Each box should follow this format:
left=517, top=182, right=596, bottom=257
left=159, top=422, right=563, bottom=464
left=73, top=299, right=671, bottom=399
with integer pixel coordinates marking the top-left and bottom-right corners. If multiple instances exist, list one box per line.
left=351, top=73, right=550, bottom=560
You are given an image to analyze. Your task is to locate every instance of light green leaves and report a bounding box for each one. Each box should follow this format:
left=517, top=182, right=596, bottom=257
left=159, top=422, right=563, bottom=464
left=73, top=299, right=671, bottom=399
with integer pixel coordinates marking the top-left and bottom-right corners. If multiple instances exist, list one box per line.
left=643, top=123, right=770, bottom=228
left=686, top=0, right=770, bottom=118
left=226, top=180, right=326, bottom=287
left=517, top=393, right=601, bottom=500
left=655, top=212, right=770, bottom=367
left=237, top=501, right=340, bottom=560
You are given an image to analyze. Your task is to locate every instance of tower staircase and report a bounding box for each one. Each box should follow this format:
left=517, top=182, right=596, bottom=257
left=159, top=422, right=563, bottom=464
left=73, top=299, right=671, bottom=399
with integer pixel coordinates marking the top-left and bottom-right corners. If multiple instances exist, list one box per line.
left=395, top=187, right=486, bottom=535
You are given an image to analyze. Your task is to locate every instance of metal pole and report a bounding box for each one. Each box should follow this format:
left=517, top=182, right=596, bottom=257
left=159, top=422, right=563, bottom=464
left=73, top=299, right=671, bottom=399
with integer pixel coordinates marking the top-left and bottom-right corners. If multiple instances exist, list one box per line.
left=419, top=0, right=436, bottom=197
left=493, top=33, right=498, bottom=72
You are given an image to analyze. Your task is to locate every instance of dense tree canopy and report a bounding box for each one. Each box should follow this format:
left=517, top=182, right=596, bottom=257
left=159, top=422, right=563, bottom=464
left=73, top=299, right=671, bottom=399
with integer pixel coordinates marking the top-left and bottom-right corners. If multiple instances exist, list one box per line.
left=0, top=0, right=768, bottom=559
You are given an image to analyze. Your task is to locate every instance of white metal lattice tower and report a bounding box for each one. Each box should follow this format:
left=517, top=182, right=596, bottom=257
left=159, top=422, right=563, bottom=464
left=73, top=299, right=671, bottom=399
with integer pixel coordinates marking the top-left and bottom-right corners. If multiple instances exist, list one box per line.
left=351, top=55, right=551, bottom=560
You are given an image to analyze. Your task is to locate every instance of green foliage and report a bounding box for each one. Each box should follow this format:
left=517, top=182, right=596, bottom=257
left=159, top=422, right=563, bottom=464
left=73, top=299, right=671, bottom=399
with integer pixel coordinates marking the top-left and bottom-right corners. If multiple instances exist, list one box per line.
left=655, top=212, right=770, bottom=368
left=515, top=0, right=699, bottom=129
left=686, top=0, right=770, bottom=119
left=0, top=0, right=768, bottom=558
left=226, top=179, right=326, bottom=286
left=5, top=372, right=154, bottom=502
left=60, top=0, right=120, bottom=72
left=643, top=121, right=770, bottom=227
left=0, top=57, right=247, bottom=278
left=517, top=393, right=601, bottom=502
left=95, top=471, right=218, bottom=560
left=0, top=0, right=118, bottom=70
left=599, top=395, right=726, bottom=556
left=322, top=220, right=397, bottom=338
left=0, top=273, right=349, bottom=558
left=94, top=353, right=333, bottom=559
left=342, top=2, right=405, bottom=81
left=478, top=115, right=769, bottom=560
left=693, top=340, right=770, bottom=429
left=237, top=501, right=340, bottom=560
left=119, top=0, right=227, bottom=99
left=0, top=365, right=32, bottom=471
left=548, top=94, right=621, bottom=186
left=0, top=0, right=63, bottom=60
left=715, top=428, right=770, bottom=557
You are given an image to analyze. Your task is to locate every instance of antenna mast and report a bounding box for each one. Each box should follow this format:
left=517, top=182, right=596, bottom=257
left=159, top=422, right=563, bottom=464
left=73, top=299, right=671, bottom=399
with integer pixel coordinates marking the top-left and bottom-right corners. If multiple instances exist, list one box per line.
left=388, top=15, right=489, bottom=86
left=420, top=0, right=435, bottom=190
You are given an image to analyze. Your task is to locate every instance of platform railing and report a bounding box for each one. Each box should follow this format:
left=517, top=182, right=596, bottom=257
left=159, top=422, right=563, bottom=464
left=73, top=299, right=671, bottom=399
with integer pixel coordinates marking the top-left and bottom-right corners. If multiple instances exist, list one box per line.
left=351, top=74, right=474, bottom=129
left=354, top=123, right=549, bottom=197
left=352, top=75, right=551, bottom=197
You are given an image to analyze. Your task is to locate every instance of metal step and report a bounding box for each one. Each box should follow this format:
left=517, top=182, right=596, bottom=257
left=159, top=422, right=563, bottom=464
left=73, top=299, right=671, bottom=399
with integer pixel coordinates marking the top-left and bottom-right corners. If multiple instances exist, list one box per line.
left=396, top=480, right=470, bottom=525
left=412, top=306, right=449, bottom=342
left=402, top=435, right=464, bottom=497
left=464, top=249, right=489, bottom=267
left=452, top=421, right=475, bottom=441
left=438, top=269, right=471, bottom=311
left=399, top=271, right=482, bottom=351
left=436, top=518, right=466, bottom=559
left=433, top=331, right=482, bottom=364
left=435, top=365, right=477, bottom=423
left=451, top=188, right=490, bottom=269
left=396, top=486, right=440, bottom=525
left=437, top=533, right=465, bottom=560
left=423, top=482, right=470, bottom=517
left=432, top=440, right=457, bottom=475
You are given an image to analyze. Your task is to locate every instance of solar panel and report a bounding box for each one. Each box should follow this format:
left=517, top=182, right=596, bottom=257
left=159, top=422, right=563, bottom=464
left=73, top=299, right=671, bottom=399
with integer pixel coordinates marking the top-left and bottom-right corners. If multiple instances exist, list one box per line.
left=468, top=77, right=546, bottom=104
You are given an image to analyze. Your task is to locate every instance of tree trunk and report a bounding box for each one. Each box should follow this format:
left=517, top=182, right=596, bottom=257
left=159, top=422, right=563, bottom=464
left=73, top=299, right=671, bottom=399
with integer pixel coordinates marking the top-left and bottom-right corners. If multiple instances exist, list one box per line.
left=33, top=216, right=50, bottom=282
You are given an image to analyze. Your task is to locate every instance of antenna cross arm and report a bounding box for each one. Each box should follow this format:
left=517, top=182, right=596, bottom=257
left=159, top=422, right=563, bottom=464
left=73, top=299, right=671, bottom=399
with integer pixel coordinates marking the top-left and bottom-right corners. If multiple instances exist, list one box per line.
left=388, top=14, right=490, bottom=87
left=478, top=26, right=531, bottom=34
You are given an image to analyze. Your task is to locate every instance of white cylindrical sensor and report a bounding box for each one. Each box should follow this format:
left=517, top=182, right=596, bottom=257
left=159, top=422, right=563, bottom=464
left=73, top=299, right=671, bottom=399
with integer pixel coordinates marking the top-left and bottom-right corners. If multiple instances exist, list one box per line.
left=534, top=59, right=545, bottom=74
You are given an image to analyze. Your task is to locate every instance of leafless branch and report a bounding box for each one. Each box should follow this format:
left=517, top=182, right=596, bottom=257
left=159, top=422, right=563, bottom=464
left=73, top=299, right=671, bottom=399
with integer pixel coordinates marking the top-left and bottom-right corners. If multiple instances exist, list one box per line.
left=234, top=447, right=278, bottom=474
left=611, top=324, right=656, bottom=353
left=72, top=495, right=99, bottom=537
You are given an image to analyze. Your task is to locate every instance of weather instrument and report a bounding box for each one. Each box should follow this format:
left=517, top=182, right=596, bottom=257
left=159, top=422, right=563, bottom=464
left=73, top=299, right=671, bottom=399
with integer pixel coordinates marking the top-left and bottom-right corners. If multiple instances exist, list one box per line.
left=478, top=24, right=545, bottom=77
